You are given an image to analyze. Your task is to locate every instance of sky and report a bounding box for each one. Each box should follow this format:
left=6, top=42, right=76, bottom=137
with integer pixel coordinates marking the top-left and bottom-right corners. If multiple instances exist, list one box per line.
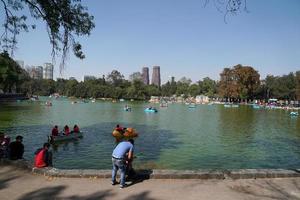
left=3, top=0, right=300, bottom=83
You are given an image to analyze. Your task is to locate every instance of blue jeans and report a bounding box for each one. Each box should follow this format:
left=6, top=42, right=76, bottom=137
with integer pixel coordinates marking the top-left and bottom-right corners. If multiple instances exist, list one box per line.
left=112, top=157, right=126, bottom=186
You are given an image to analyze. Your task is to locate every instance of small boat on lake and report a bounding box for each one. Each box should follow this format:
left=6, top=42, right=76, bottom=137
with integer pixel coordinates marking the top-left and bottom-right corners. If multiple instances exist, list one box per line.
left=144, top=107, right=158, bottom=113
left=290, top=112, right=299, bottom=116
left=48, top=132, right=83, bottom=143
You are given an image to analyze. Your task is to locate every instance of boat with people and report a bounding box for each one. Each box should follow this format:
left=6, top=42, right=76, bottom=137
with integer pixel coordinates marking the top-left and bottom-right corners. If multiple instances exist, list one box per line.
left=144, top=107, right=158, bottom=113
left=290, top=112, right=299, bottom=116
left=48, top=132, right=83, bottom=143
left=188, top=103, right=196, bottom=108
left=112, top=126, right=138, bottom=143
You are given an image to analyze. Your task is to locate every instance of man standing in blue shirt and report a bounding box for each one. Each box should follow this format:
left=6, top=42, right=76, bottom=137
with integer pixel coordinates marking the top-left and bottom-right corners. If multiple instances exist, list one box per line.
left=111, top=139, right=134, bottom=188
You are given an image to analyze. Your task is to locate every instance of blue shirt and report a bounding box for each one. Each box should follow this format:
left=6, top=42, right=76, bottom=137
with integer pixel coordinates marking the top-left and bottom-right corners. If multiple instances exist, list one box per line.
left=112, top=141, right=134, bottom=159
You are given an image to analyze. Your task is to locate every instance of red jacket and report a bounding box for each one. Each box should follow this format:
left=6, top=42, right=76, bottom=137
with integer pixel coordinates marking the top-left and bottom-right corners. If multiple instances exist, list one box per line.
left=35, top=149, right=47, bottom=168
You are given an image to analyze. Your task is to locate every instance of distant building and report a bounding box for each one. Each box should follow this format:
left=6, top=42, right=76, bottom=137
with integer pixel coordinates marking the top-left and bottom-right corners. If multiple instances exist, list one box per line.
left=16, top=60, right=24, bottom=69
left=171, top=76, right=175, bottom=84
left=69, top=77, right=76, bottom=80
left=83, top=75, right=96, bottom=82
left=142, top=67, right=149, bottom=85
left=28, top=66, right=43, bottom=79
left=151, top=66, right=161, bottom=87
left=43, top=63, right=54, bottom=80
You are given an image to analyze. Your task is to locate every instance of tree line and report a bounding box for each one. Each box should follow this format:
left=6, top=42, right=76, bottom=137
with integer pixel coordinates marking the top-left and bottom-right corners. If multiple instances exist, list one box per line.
left=1, top=52, right=300, bottom=101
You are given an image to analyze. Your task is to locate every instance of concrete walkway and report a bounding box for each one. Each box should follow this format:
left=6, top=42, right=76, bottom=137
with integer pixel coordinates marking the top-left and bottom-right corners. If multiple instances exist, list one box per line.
left=1, top=166, right=300, bottom=200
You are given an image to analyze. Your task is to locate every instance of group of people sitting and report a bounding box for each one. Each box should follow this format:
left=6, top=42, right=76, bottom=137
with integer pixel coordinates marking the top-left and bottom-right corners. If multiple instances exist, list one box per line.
left=0, top=132, right=24, bottom=160
left=0, top=132, right=52, bottom=168
left=51, top=124, right=80, bottom=137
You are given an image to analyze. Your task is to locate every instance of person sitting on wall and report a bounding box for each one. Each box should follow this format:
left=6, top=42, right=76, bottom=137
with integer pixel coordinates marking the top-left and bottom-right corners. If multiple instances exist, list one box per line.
left=0, top=132, right=10, bottom=158
left=9, top=135, right=24, bottom=160
left=73, top=124, right=80, bottom=133
left=64, top=125, right=70, bottom=136
left=34, top=143, right=52, bottom=168
left=51, top=125, right=59, bottom=136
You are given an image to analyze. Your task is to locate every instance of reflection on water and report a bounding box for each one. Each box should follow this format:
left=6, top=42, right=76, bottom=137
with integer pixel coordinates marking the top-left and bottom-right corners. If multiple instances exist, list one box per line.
left=0, top=98, right=300, bottom=169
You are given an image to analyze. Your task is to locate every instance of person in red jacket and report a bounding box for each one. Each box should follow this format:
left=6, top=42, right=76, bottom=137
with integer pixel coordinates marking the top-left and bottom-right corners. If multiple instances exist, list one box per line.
left=34, top=143, right=52, bottom=168
left=51, top=125, right=59, bottom=136
left=64, top=125, right=70, bottom=136
left=73, top=124, right=80, bottom=133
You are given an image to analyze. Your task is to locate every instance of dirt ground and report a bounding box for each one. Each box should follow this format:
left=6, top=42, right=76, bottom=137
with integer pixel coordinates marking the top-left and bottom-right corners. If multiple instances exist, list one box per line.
left=0, top=166, right=300, bottom=200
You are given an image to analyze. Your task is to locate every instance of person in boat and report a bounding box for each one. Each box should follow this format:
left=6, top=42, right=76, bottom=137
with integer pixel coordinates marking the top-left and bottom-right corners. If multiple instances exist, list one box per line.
left=111, top=139, right=135, bottom=188
left=8, top=135, right=24, bottom=160
left=115, top=124, right=124, bottom=133
left=73, top=124, right=80, bottom=133
left=64, top=125, right=70, bottom=136
left=34, top=143, right=52, bottom=168
left=51, top=125, right=59, bottom=137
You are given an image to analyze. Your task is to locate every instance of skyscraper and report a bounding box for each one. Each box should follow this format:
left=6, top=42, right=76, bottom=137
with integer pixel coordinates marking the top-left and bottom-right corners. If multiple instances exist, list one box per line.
left=28, top=66, right=43, bottom=79
left=151, top=66, right=161, bottom=87
left=43, top=63, right=54, bottom=80
left=142, top=67, right=149, bottom=85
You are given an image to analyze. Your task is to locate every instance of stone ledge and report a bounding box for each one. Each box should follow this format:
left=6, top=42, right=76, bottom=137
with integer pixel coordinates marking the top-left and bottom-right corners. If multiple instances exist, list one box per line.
left=2, top=159, right=300, bottom=179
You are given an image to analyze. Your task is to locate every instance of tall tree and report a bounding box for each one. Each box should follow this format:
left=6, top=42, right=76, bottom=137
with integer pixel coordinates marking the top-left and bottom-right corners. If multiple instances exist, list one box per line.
left=0, top=0, right=95, bottom=72
left=0, top=51, right=29, bottom=93
left=296, top=71, right=300, bottom=100
left=218, top=65, right=260, bottom=100
left=107, top=70, right=124, bottom=87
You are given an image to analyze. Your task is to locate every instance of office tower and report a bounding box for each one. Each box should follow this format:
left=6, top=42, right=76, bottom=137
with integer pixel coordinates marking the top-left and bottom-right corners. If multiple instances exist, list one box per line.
left=151, top=66, right=161, bottom=87
left=171, top=76, right=175, bottom=84
left=43, top=63, right=54, bottom=80
left=16, top=60, right=24, bottom=69
left=28, top=66, right=43, bottom=79
left=83, top=75, right=96, bottom=82
left=142, top=67, right=149, bottom=85
left=35, top=66, right=43, bottom=79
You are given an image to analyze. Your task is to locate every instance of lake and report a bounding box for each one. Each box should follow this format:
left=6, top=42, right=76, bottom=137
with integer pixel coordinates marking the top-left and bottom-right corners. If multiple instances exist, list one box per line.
left=0, top=97, right=299, bottom=170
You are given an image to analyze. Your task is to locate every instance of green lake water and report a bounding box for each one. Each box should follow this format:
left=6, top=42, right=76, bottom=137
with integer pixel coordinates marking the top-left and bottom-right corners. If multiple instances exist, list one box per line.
left=0, top=97, right=300, bottom=170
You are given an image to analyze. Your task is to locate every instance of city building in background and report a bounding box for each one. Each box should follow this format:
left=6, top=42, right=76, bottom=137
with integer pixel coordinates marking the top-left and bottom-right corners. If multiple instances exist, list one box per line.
left=151, top=66, right=161, bottom=87
left=27, top=66, right=43, bottom=79
left=16, top=60, right=24, bottom=69
left=83, top=75, right=96, bottom=82
left=43, top=63, right=54, bottom=80
left=142, top=67, right=149, bottom=85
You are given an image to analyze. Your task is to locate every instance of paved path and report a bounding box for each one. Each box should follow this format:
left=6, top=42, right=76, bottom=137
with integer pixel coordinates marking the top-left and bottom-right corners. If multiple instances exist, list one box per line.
left=1, top=166, right=300, bottom=200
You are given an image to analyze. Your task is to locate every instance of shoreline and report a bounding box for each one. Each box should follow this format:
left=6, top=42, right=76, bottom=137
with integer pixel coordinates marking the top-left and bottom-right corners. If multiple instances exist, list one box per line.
left=2, top=159, right=300, bottom=180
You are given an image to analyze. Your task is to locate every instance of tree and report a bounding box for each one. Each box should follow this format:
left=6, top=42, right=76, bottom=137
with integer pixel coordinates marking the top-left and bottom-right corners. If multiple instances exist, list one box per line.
left=129, top=72, right=142, bottom=82
left=296, top=71, right=300, bottom=100
left=218, top=64, right=260, bottom=101
left=0, top=51, right=29, bottom=93
left=201, top=77, right=217, bottom=97
left=1, top=0, right=95, bottom=72
left=204, top=0, right=248, bottom=22
left=107, top=70, right=124, bottom=87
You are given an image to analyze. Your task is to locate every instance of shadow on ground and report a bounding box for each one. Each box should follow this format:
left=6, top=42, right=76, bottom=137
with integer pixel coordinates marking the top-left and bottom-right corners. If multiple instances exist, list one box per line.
left=229, top=179, right=300, bottom=200
left=0, top=166, right=20, bottom=190
left=17, top=186, right=156, bottom=200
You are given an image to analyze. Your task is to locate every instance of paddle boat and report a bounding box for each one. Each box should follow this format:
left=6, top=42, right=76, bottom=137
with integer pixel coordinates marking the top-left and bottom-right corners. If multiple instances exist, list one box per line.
left=112, top=127, right=138, bottom=143
left=124, top=107, right=132, bottom=112
left=48, top=132, right=83, bottom=143
left=188, top=103, right=196, bottom=108
left=290, top=112, right=299, bottom=116
left=144, top=107, right=158, bottom=113
left=252, top=104, right=261, bottom=109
